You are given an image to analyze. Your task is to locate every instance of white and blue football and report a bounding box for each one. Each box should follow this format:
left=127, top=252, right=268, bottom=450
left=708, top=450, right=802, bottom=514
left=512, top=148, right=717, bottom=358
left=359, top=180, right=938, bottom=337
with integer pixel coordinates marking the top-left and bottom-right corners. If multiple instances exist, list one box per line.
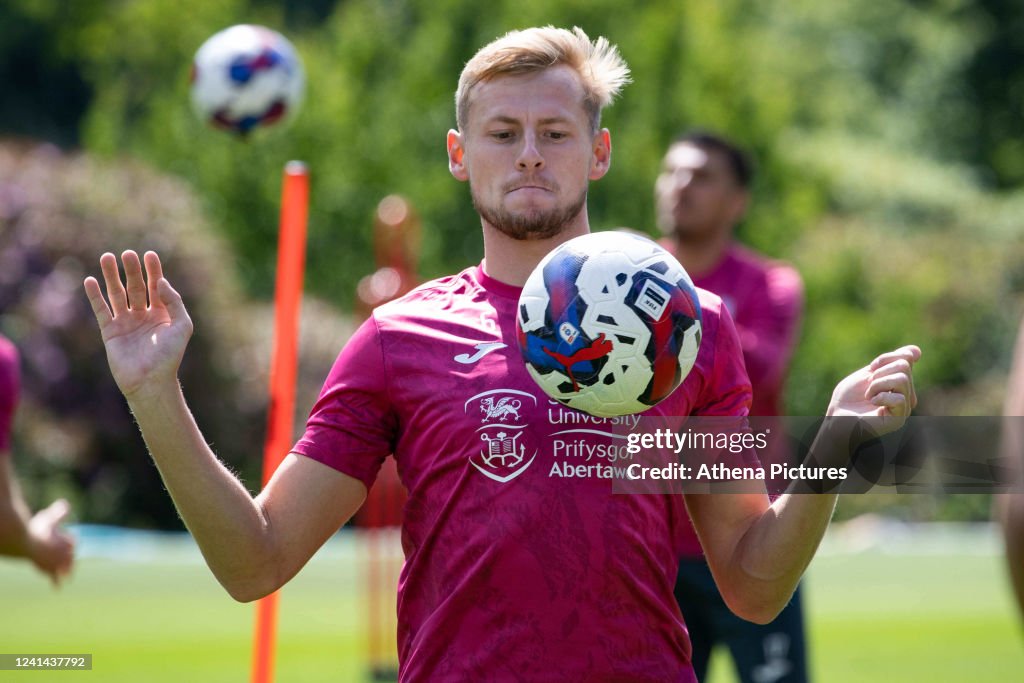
left=516, top=231, right=702, bottom=418
left=190, top=24, right=304, bottom=135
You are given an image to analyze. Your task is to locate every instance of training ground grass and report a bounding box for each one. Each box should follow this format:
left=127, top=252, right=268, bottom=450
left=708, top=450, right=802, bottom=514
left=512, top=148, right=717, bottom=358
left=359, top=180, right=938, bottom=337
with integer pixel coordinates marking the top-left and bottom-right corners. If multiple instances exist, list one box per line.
left=708, top=521, right=1024, bottom=682
left=1, top=523, right=1021, bottom=682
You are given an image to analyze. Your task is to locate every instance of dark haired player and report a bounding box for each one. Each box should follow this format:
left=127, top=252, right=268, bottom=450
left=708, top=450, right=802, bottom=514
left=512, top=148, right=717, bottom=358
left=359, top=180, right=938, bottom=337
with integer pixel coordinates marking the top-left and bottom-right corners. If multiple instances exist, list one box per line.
left=657, top=131, right=808, bottom=682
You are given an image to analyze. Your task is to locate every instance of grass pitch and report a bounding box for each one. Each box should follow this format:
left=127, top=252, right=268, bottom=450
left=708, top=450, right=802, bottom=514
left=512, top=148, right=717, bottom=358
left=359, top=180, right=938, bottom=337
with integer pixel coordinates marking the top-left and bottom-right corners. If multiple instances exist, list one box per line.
left=708, top=522, right=1023, bottom=682
left=1, top=523, right=1020, bottom=682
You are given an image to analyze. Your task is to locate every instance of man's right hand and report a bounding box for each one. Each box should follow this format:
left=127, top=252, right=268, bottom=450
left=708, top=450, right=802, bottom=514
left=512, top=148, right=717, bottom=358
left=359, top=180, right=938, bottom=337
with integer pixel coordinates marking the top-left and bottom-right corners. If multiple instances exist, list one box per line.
left=83, top=251, right=193, bottom=400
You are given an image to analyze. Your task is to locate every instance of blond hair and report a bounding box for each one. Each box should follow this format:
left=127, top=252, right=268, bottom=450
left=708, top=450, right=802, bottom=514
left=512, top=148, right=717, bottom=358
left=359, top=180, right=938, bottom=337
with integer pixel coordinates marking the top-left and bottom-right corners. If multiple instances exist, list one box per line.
left=455, top=26, right=631, bottom=133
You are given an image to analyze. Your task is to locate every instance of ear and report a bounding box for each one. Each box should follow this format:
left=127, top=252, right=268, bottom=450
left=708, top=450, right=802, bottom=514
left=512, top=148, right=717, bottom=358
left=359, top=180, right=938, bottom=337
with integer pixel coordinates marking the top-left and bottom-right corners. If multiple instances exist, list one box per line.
left=447, top=129, right=469, bottom=182
left=589, top=128, right=612, bottom=181
left=729, top=189, right=751, bottom=223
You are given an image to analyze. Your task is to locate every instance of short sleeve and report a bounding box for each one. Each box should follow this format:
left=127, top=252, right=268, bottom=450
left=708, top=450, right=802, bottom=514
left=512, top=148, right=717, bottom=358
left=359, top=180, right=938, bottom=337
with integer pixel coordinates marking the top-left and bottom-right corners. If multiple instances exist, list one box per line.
left=0, top=339, right=20, bottom=453
left=291, top=317, right=398, bottom=489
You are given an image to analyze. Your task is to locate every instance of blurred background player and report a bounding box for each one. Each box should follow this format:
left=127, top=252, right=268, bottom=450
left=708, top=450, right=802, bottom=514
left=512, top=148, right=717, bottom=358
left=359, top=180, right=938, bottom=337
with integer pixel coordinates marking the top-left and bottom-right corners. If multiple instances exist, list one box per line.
left=656, top=131, right=809, bottom=682
left=354, top=195, right=420, bottom=681
left=998, top=316, right=1024, bottom=624
left=0, top=333, right=75, bottom=584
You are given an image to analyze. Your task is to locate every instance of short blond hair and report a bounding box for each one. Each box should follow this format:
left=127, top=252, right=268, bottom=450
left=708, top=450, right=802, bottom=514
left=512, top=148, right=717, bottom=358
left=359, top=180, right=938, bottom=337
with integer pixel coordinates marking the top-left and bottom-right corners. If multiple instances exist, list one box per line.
left=455, top=26, right=631, bottom=133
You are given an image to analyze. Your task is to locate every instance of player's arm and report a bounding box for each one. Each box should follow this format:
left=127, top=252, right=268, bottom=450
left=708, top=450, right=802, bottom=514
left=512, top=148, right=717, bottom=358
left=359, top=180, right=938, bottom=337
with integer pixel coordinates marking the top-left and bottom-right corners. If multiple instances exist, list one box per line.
left=687, top=345, right=920, bottom=624
left=120, top=372, right=367, bottom=601
left=0, top=454, right=31, bottom=556
left=997, top=317, right=1024, bottom=618
left=0, top=353, right=32, bottom=560
left=998, top=442, right=1024, bottom=619
left=0, top=456, right=74, bottom=584
left=84, top=250, right=367, bottom=602
left=0, top=344, right=75, bottom=585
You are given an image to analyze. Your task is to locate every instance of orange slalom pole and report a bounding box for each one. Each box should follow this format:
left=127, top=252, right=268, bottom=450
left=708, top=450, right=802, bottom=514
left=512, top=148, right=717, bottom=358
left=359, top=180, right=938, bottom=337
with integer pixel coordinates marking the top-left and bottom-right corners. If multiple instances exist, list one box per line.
left=252, top=161, right=310, bottom=683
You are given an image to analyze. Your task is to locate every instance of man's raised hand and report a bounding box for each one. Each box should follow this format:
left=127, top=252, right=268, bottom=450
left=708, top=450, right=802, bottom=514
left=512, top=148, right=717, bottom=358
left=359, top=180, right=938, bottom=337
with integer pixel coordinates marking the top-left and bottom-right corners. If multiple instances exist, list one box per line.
left=83, top=251, right=193, bottom=400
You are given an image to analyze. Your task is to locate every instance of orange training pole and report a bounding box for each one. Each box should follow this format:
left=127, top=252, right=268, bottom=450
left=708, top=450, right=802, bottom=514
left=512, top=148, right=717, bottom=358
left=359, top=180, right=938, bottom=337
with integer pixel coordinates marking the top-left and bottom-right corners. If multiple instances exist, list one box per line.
left=251, top=161, right=310, bottom=683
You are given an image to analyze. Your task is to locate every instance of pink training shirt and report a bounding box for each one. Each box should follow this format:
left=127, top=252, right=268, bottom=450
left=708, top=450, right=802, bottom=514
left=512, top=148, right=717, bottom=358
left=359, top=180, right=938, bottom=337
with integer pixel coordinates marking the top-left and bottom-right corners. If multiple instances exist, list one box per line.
left=0, top=335, right=19, bottom=453
left=690, top=243, right=803, bottom=418
left=293, top=263, right=751, bottom=682
left=666, top=242, right=804, bottom=557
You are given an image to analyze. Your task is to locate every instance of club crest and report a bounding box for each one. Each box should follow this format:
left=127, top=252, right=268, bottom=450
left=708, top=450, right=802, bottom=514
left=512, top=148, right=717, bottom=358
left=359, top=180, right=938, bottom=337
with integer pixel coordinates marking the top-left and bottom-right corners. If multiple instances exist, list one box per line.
left=464, top=389, right=538, bottom=483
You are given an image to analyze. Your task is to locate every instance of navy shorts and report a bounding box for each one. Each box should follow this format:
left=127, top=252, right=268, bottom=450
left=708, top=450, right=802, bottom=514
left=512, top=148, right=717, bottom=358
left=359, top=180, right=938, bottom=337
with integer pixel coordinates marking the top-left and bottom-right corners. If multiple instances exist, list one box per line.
left=675, top=557, right=809, bottom=683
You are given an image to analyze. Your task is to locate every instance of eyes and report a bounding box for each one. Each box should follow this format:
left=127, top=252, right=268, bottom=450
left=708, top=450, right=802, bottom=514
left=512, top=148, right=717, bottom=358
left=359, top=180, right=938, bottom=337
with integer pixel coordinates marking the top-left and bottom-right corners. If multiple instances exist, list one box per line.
left=488, top=130, right=570, bottom=142
left=659, top=167, right=712, bottom=184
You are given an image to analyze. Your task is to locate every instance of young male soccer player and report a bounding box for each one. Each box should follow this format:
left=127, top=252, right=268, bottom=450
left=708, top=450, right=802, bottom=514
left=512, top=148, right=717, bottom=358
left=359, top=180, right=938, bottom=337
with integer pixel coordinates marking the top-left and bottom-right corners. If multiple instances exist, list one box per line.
left=656, top=132, right=808, bottom=681
left=0, top=334, right=75, bottom=584
left=84, top=27, right=920, bottom=681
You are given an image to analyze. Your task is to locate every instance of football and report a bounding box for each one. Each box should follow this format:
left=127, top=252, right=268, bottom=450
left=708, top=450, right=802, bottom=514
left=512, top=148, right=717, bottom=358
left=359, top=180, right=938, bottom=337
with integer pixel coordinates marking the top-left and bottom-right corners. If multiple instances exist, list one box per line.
left=190, top=24, right=305, bottom=135
left=517, top=231, right=702, bottom=418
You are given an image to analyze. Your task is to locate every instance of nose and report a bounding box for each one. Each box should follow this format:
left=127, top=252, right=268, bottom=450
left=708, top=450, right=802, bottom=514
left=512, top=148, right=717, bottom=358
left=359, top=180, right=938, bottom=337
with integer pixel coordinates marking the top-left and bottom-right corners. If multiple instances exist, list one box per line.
left=515, top=134, right=544, bottom=171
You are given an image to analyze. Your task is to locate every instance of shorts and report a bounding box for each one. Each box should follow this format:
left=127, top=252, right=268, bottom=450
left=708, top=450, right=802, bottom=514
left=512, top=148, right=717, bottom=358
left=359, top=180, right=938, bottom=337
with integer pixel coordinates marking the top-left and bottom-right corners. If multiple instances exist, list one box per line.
left=675, top=557, right=809, bottom=683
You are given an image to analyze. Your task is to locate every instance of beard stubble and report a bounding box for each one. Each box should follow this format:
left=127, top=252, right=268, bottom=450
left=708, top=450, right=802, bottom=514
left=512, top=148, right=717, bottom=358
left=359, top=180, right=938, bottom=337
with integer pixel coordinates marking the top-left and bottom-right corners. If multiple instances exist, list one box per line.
left=473, top=185, right=588, bottom=241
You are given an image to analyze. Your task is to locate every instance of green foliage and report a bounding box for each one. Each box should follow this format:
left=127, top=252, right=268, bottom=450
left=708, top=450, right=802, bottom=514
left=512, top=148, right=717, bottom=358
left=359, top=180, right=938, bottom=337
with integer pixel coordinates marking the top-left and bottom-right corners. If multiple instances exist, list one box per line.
left=63, top=0, right=833, bottom=304
left=0, top=0, right=100, bottom=146
left=784, top=133, right=1024, bottom=415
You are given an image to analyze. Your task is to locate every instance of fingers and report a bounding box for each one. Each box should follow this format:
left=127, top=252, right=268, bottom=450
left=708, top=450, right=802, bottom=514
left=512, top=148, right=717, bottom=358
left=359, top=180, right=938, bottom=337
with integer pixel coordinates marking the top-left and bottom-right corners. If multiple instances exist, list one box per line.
left=870, top=345, right=921, bottom=371
left=44, top=536, right=75, bottom=588
left=157, top=277, right=191, bottom=328
left=144, top=251, right=164, bottom=310
left=87, top=251, right=171, bottom=321
left=83, top=276, right=113, bottom=329
left=28, top=500, right=75, bottom=587
left=865, top=355, right=919, bottom=415
left=54, top=533, right=75, bottom=586
left=37, top=498, right=71, bottom=528
left=41, top=542, right=74, bottom=587
left=122, top=250, right=149, bottom=311
left=99, top=252, right=128, bottom=315
left=871, top=390, right=910, bottom=417
left=829, top=346, right=922, bottom=425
